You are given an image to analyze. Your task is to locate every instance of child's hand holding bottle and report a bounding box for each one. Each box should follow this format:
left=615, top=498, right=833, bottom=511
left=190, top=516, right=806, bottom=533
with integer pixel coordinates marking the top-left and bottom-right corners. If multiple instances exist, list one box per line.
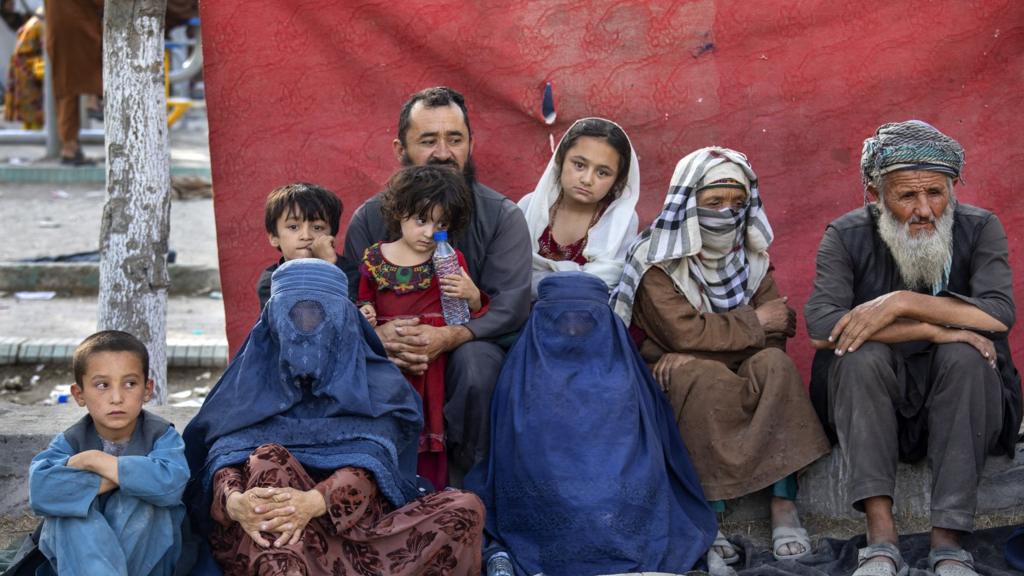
left=439, top=268, right=482, bottom=312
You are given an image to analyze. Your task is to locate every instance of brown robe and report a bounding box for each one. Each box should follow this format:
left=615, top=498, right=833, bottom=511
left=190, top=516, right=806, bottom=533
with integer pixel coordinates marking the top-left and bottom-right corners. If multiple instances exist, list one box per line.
left=43, top=0, right=102, bottom=97
left=210, top=444, right=483, bottom=576
left=633, top=267, right=830, bottom=501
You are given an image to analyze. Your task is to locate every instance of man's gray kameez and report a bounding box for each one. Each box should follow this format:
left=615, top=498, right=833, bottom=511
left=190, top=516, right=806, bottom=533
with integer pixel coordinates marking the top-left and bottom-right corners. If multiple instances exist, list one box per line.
left=805, top=203, right=1019, bottom=531
left=343, top=181, right=532, bottom=485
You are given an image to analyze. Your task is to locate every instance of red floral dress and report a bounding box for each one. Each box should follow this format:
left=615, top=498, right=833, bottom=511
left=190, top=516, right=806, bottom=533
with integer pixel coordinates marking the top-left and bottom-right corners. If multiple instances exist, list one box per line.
left=210, top=443, right=484, bottom=576
left=357, top=242, right=487, bottom=489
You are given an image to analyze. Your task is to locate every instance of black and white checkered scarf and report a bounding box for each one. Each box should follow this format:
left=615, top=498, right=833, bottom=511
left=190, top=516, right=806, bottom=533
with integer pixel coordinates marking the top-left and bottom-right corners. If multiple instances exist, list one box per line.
left=611, top=147, right=773, bottom=324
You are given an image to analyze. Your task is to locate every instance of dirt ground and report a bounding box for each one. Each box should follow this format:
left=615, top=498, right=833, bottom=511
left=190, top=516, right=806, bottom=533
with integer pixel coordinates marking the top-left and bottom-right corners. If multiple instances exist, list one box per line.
left=3, top=513, right=1020, bottom=558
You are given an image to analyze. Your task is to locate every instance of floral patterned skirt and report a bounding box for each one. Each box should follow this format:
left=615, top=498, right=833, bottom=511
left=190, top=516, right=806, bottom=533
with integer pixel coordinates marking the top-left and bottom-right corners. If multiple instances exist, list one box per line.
left=209, top=444, right=484, bottom=576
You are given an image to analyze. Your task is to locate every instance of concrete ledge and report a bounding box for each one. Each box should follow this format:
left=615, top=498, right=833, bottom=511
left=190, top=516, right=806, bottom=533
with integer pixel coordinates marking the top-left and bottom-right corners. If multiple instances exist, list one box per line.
left=0, top=402, right=198, bottom=515
left=0, top=262, right=220, bottom=295
left=0, top=338, right=227, bottom=367
left=0, top=164, right=210, bottom=184
left=3, top=402, right=1020, bottom=523
left=796, top=443, right=1024, bottom=519
left=718, top=445, right=1024, bottom=523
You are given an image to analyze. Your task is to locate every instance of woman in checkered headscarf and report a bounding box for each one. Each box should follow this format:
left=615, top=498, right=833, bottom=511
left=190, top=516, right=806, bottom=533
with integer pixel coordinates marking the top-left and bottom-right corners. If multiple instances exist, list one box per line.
left=613, top=147, right=831, bottom=566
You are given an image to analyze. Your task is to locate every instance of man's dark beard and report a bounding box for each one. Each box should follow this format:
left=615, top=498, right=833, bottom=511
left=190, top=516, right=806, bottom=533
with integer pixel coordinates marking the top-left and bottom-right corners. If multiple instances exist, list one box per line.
left=400, top=151, right=476, bottom=189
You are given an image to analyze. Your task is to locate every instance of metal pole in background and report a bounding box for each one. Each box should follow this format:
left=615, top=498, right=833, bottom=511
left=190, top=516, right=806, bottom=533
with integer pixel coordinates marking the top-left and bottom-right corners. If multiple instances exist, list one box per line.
left=43, top=44, right=58, bottom=158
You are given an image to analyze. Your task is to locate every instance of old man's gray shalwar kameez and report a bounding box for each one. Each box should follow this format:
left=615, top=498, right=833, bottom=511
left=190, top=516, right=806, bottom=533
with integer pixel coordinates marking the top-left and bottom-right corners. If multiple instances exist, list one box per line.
left=804, top=202, right=1020, bottom=531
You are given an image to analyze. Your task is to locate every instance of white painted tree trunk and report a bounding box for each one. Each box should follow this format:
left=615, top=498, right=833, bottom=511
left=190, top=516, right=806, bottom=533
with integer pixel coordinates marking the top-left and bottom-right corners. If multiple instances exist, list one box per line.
left=98, top=0, right=171, bottom=404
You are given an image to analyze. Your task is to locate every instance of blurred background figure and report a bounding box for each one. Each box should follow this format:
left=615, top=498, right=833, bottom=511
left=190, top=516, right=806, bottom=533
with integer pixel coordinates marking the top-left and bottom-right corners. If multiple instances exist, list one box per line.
left=4, top=5, right=43, bottom=130
left=43, top=0, right=101, bottom=165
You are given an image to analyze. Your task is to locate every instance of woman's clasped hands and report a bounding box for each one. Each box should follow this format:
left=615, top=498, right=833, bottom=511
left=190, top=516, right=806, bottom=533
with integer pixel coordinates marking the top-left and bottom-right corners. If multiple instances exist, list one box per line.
left=226, top=486, right=327, bottom=548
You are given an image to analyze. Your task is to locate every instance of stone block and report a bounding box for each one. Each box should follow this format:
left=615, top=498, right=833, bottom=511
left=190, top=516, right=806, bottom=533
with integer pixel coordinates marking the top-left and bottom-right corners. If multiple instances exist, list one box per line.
left=0, top=337, right=26, bottom=365
left=19, top=342, right=40, bottom=363
left=186, top=344, right=201, bottom=367
left=0, top=262, right=219, bottom=296
left=794, top=445, right=1024, bottom=520
left=720, top=445, right=1024, bottom=522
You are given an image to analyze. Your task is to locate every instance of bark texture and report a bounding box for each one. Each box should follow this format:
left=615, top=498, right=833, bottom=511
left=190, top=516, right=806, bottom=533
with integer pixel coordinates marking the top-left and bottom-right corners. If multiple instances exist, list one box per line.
left=98, top=0, right=171, bottom=403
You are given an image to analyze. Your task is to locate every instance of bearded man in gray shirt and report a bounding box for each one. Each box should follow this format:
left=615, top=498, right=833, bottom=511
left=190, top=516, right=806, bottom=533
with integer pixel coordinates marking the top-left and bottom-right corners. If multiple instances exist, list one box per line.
left=344, top=87, right=532, bottom=487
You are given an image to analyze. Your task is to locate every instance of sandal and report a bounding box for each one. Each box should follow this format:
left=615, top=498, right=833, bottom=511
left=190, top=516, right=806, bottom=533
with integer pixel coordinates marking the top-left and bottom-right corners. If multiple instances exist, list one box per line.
left=852, top=542, right=908, bottom=576
left=772, top=526, right=812, bottom=561
left=929, top=547, right=978, bottom=576
left=59, top=150, right=96, bottom=166
left=711, top=530, right=740, bottom=566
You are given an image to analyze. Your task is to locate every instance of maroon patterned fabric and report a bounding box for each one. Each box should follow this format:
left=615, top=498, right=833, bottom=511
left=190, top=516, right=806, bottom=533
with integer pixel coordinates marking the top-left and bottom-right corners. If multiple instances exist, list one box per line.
left=537, top=225, right=589, bottom=265
left=210, top=444, right=483, bottom=576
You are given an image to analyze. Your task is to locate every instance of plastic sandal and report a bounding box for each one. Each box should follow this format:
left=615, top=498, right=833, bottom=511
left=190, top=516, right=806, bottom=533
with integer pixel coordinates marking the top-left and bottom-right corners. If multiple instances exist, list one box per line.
left=929, top=547, right=978, bottom=576
left=771, top=526, right=811, bottom=561
left=711, top=530, right=740, bottom=566
left=852, top=542, right=908, bottom=576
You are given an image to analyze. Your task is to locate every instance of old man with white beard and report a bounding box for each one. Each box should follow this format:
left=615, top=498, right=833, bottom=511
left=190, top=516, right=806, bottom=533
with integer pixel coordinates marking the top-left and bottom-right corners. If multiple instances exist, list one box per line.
left=805, top=120, right=1019, bottom=576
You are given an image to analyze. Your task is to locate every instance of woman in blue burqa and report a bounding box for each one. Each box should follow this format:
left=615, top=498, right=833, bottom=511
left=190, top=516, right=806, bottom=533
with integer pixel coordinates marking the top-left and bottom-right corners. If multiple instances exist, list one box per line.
left=466, top=272, right=717, bottom=576
left=182, top=259, right=484, bottom=576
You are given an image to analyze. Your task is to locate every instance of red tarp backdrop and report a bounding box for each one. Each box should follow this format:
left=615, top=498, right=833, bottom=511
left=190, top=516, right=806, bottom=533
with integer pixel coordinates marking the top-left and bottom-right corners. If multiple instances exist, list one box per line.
left=200, top=1, right=1024, bottom=379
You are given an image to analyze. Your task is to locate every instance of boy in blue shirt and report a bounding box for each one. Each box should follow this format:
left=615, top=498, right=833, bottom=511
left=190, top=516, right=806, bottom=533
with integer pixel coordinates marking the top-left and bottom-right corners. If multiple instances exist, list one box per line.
left=28, top=330, right=189, bottom=576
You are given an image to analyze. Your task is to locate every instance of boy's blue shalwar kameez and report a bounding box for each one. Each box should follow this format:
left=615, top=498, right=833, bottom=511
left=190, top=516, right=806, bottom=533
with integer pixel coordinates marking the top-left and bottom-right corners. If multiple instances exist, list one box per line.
left=466, top=272, right=717, bottom=576
left=29, top=410, right=189, bottom=576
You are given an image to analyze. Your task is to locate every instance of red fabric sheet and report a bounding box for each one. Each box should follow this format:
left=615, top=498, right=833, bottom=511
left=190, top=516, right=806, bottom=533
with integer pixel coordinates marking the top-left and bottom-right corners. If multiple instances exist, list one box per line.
left=201, top=0, right=1024, bottom=379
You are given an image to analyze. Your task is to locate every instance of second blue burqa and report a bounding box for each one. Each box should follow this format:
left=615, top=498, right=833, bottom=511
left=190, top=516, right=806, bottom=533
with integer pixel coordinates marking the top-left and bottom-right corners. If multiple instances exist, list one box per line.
left=466, top=272, right=717, bottom=575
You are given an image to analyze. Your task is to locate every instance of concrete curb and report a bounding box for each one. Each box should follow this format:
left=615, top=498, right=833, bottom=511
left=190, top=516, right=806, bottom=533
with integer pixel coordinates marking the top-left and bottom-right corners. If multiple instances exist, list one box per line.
left=0, top=164, right=210, bottom=183
left=0, top=262, right=220, bottom=295
left=0, top=336, right=227, bottom=368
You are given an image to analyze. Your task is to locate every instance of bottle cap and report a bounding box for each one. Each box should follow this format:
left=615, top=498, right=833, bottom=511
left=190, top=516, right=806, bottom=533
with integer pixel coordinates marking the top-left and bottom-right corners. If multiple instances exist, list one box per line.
left=432, top=231, right=448, bottom=242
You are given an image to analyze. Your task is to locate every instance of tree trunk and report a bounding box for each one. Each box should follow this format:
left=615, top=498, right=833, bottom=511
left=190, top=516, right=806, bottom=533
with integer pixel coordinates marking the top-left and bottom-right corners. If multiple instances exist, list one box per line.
left=98, top=0, right=171, bottom=404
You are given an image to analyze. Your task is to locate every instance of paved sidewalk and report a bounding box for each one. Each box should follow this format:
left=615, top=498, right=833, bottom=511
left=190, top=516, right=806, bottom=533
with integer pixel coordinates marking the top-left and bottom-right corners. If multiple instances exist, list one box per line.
left=0, top=109, right=226, bottom=367
left=0, top=110, right=210, bottom=182
left=0, top=294, right=227, bottom=366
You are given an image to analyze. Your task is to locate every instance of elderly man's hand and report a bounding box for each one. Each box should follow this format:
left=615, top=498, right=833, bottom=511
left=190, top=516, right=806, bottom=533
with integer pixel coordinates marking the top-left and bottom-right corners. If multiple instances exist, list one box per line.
left=829, top=292, right=904, bottom=355
left=652, top=353, right=696, bottom=392
left=932, top=327, right=998, bottom=369
left=755, top=297, right=796, bottom=336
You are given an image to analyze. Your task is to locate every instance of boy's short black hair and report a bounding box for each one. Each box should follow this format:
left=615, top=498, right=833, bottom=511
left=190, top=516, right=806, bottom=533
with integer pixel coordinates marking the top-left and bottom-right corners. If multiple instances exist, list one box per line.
left=73, top=330, right=149, bottom=387
left=380, top=165, right=474, bottom=239
left=264, top=182, right=343, bottom=238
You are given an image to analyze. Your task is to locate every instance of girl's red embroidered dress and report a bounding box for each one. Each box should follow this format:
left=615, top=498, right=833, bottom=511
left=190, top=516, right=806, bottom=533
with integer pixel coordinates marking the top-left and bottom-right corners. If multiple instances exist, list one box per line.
left=357, top=242, right=488, bottom=489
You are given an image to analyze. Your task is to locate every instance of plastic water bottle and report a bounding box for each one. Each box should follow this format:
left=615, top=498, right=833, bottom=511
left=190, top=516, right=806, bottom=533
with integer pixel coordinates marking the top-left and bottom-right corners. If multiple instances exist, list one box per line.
left=432, top=231, right=471, bottom=325
left=487, top=552, right=514, bottom=576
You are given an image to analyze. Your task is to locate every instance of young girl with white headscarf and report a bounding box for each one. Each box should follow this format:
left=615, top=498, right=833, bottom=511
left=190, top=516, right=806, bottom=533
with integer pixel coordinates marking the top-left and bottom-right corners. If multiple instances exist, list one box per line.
left=518, top=117, right=640, bottom=296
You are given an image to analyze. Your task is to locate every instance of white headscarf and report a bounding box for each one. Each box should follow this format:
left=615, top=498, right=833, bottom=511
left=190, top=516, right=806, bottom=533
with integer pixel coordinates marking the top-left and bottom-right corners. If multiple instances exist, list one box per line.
left=518, top=118, right=640, bottom=295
